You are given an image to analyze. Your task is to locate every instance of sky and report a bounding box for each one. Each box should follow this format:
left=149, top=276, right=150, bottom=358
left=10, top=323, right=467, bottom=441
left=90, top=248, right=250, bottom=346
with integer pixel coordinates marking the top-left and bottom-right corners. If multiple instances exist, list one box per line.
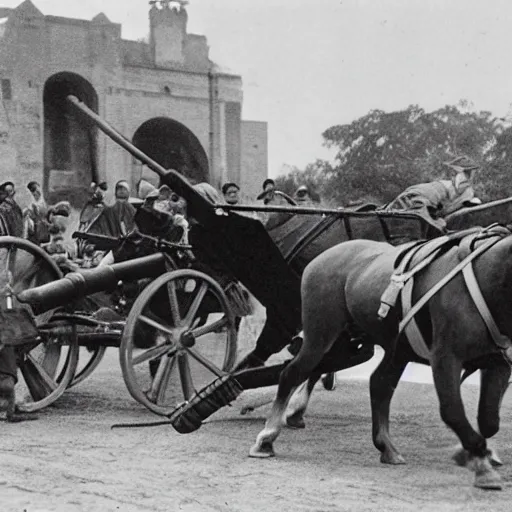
left=3, top=0, right=512, bottom=177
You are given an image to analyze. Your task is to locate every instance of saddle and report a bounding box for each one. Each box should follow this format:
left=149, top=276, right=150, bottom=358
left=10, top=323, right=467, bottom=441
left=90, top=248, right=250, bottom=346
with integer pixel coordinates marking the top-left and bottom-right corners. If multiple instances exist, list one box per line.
left=378, top=224, right=512, bottom=361
left=378, top=228, right=481, bottom=319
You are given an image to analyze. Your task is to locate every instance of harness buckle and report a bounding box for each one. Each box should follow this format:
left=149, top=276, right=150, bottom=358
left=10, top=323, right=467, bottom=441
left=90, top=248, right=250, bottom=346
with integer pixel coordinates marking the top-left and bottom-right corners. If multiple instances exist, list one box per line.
left=378, top=274, right=406, bottom=320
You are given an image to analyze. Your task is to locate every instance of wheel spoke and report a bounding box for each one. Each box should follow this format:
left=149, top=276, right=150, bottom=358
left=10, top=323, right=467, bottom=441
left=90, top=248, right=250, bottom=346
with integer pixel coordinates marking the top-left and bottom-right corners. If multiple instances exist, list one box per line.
left=12, top=259, right=43, bottom=293
left=166, top=280, right=181, bottom=326
left=6, top=244, right=17, bottom=280
left=25, top=354, right=58, bottom=391
left=177, top=352, right=195, bottom=400
left=183, top=282, right=208, bottom=327
left=147, top=353, right=176, bottom=402
left=155, top=355, right=176, bottom=405
left=132, top=343, right=177, bottom=366
left=191, top=315, right=229, bottom=338
left=18, top=353, right=58, bottom=401
left=138, top=314, right=174, bottom=336
left=186, top=347, right=224, bottom=378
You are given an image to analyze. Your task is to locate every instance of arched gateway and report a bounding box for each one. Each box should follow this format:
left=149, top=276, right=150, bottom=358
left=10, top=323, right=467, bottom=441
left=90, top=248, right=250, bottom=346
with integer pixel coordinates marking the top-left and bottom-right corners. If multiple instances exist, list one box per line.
left=43, top=72, right=98, bottom=207
left=133, top=117, right=209, bottom=185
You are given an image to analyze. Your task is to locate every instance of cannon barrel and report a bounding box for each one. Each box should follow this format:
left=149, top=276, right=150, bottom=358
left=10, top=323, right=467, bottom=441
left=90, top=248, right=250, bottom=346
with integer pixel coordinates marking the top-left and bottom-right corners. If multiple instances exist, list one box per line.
left=66, top=95, right=217, bottom=227
left=17, top=253, right=167, bottom=315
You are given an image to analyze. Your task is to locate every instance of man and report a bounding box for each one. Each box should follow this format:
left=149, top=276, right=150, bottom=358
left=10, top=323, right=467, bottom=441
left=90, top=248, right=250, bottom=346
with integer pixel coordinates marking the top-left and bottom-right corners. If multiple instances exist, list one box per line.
left=78, top=181, right=108, bottom=233
left=222, top=182, right=240, bottom=205
left=384, top=156, right=481, bottom=229
left=294, top=185, right=312, bottom=205
left=77, top=181, right=108, bottom=258
left=0, top=181, right=23, bottom=237
left=256, top=178, right=275, bottom=201
left=24, top=181, right=50, bottom=244
left=110, top=180, right=136, bottom=235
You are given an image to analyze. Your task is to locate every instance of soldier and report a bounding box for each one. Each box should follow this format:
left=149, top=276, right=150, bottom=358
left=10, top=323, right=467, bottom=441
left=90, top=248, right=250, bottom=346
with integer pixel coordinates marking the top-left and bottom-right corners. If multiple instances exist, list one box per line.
left=0, top=181, right=23, bottom=237
left=384, top=156, right=482, bottom=229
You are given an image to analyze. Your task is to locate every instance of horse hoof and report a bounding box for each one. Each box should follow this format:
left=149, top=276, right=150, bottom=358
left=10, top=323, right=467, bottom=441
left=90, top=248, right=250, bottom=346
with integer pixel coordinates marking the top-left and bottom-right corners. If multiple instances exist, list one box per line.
left=380, top=452, right=406, bottom=465
left=488, top=447, right=503, bottom=467
left=474, top=471, right=502, bottom=491
left=286, top=414, right=305, bottom=429
left=321, top=373, right=337, bottom=391
left=452, top=447, right=469, bottom=467
left=249, top=441, right=275, bottom=458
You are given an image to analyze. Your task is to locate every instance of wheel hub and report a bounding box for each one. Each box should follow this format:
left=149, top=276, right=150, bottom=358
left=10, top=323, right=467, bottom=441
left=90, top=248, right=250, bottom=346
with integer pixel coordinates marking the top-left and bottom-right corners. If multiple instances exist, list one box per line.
left=179, top=330, right=195, bottom=348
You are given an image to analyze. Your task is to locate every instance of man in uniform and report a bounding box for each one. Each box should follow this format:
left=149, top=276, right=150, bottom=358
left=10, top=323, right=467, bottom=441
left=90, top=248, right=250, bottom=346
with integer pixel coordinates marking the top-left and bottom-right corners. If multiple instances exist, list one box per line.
left=384, top=156, right=482, bottom=229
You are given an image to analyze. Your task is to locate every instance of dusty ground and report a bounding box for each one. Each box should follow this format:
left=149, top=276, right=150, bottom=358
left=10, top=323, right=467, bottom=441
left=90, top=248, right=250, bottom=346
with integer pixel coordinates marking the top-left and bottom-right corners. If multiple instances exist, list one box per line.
left=3, top=341, right=512, bottom=512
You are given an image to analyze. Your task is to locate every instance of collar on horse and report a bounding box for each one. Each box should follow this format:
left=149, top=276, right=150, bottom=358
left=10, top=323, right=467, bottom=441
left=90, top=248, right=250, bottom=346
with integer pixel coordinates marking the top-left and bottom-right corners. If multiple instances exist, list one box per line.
left=378, top=224, right=512, bottom=364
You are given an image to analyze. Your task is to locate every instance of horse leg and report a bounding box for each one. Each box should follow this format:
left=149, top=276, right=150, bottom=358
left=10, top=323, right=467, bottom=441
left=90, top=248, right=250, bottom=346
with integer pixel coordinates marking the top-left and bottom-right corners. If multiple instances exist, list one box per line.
left=248, top=355, right=311, bottom=457
left=285, top=371, right=322, bottom=429
left=249, top=257, right=348, bottom=458
left=453, top=362, right=510, bottom=468
left=370, top=346, right=409, bottom=464
left=432, top=354, right=502, bottom=490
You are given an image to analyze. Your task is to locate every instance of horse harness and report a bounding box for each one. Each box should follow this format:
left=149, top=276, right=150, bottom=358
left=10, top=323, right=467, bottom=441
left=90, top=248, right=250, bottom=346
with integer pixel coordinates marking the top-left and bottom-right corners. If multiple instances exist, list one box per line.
left=378, top=225, right=512, bottom=363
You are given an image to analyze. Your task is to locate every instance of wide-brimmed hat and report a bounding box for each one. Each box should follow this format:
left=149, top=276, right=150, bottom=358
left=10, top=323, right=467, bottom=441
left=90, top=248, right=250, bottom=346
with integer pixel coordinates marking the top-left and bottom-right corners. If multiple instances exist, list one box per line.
left=443, top=156, right=480, bottom=173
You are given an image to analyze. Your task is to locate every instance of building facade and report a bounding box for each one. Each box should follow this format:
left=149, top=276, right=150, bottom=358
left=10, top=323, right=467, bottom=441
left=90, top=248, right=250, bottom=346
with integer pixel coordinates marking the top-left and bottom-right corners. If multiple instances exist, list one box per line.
left=0, top=0, right=267, bottom=207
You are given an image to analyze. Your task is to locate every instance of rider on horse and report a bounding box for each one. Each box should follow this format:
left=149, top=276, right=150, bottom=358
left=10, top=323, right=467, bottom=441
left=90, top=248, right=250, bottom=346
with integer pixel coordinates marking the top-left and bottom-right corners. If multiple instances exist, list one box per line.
left=383, top=156, right=482, bottom=230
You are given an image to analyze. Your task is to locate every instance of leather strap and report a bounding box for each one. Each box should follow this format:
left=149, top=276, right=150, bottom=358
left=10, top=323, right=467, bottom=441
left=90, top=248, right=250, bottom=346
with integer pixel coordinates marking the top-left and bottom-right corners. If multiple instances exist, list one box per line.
left=401, top=278, right=431, bottom=360
left=398, top=236, right=502, bottom=358
left=462, top=263, right=511, bottom=350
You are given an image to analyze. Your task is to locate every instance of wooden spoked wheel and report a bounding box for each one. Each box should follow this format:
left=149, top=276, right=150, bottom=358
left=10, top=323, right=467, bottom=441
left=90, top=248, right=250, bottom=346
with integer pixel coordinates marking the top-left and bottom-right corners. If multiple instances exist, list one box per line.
left=0, top=237, right=79, bottom=412
left=120, top=269, right=238, bottom=416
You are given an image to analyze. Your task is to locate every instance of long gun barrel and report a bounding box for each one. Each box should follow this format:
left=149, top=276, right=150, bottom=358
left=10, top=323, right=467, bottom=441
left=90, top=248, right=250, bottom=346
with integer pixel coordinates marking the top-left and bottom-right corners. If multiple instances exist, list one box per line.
left=17, top=253, right=167, bottom=315
left=66, top=95, right=217, bottom=227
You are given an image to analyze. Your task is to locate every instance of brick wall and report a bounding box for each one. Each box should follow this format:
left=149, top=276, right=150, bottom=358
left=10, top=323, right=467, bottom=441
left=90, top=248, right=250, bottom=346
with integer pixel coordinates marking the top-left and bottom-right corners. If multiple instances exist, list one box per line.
left=0, top=2, right=265, bottom=209
left=241, top=120, right=268, bottom=202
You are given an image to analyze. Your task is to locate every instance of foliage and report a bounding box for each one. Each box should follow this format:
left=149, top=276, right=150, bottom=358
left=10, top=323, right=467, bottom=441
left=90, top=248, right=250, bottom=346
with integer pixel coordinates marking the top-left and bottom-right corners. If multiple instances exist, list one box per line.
left=276, top=102, right=509, bottom=205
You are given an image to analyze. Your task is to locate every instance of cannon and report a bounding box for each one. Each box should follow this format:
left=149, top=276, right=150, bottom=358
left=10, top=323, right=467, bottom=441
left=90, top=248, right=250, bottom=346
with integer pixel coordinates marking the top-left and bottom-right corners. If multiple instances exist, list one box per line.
left=6, top=227, right=238, bottom=417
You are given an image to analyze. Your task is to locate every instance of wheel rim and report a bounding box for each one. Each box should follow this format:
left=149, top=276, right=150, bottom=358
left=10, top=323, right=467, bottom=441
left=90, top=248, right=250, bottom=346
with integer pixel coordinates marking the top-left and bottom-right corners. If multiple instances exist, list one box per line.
left=0, top=237, right=79, bottom=411
left=67, top=345, right=107, bottom=388
left=120, top=269, right=237, bottom=416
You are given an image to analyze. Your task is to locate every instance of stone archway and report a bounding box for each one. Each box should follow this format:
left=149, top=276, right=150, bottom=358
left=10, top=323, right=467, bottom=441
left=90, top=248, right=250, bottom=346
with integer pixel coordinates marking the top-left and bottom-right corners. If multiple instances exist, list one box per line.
left=132, top=117, right=209, bottom=185
left=43, top=72, right=98, bottom=207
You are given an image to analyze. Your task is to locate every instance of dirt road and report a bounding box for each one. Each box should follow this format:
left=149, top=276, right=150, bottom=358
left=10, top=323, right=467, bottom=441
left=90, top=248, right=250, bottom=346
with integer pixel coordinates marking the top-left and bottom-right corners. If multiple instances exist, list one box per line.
left=2, top=344, right=512, bottom=512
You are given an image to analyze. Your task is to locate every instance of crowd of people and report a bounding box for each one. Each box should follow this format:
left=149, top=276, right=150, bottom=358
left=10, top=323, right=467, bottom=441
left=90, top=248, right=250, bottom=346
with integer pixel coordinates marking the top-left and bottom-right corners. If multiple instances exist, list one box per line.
left=0, top=157, right=481, bottom=270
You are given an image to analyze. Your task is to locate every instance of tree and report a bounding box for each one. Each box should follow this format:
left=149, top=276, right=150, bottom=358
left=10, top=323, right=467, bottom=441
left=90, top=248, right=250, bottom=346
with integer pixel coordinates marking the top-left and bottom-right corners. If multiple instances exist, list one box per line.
left=276, top=102, right=503, bottom=206
left=274, top=161, right=328, bottom=202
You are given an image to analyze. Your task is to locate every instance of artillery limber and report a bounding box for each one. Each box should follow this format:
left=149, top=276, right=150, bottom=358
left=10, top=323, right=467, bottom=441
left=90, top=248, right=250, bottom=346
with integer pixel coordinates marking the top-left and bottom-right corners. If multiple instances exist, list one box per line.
left=0, top=95, right=444, bottom=420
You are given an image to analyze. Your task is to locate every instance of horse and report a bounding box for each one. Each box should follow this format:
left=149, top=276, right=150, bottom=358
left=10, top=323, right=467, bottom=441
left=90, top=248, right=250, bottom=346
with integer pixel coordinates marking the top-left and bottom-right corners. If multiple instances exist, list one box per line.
left=249, top=231, right=512, bottom=490
left=235, top=192, right=441, bottom=374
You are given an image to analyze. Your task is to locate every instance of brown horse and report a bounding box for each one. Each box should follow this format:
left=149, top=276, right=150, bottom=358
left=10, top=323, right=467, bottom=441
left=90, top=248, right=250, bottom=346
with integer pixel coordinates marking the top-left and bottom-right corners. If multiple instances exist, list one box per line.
left=249, top=234, right=512, bottom=490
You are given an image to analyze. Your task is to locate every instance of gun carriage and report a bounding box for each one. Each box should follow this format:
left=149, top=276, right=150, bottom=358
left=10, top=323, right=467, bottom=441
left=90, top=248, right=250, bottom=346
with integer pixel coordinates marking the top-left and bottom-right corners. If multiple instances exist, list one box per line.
left=0, top=96, right=442, bottom=420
